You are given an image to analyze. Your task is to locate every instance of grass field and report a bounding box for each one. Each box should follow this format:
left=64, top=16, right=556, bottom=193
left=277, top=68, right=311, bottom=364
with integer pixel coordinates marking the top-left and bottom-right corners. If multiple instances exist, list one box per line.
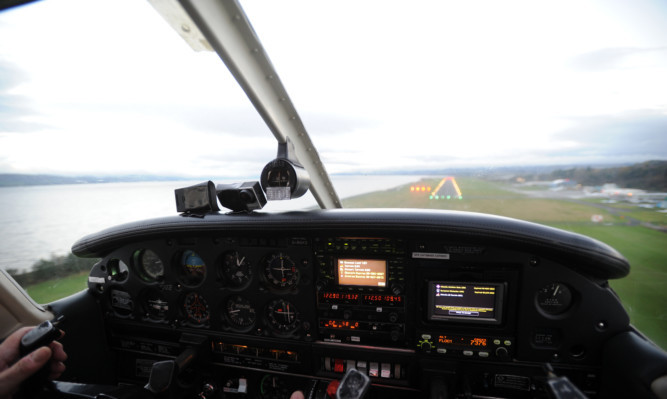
left=25, top=271, right=88, bottom=304
left=23, top=177, right=666, bottom=349
left=547, top=224, right=667, bottom=349
left=344, top=177, right=624, bottom=223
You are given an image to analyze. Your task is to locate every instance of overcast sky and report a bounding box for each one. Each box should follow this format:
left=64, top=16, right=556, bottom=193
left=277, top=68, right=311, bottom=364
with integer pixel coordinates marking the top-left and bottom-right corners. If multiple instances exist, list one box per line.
left=0, top=0, right=666, bottom=178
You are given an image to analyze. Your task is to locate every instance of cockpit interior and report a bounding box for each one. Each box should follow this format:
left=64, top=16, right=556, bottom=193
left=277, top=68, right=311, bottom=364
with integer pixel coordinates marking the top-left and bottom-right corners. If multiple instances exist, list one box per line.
left=0, top=0, right=666, bottom=398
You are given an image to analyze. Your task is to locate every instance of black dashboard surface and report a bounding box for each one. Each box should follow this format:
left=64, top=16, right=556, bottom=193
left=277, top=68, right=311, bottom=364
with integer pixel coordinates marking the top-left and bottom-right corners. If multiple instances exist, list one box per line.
left=71, top=209, right=632, bottom=398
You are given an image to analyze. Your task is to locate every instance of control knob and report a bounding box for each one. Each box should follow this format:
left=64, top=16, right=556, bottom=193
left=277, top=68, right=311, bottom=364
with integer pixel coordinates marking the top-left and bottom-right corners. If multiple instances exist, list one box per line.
left=391, top=283, right=404, bottom=295
left=495, top=346, right=509, bottom=359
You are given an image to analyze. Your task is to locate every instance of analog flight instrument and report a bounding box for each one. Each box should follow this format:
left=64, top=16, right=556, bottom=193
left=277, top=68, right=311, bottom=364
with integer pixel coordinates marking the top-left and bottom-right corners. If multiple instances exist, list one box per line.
left=133, top=249, right=164, bottom=282
left=183, top=292, right=210, bottom=325
left=178, top=250, right=206, bottom=286
left=262, top=252, right=299, bottom=290
left=536, top=282, right=574, bottom=315
left=266, top=299, right=299, bottom=333
left=142, top=288, right=169, bottom=321
left=222, top=250, right=252, bottom=288
left=224, top=295, right=257, bottom=330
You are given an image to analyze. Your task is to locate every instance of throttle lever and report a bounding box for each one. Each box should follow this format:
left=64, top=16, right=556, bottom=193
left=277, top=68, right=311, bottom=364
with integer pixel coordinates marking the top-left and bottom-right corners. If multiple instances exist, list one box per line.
left=144, top=346, right=198, bottom=394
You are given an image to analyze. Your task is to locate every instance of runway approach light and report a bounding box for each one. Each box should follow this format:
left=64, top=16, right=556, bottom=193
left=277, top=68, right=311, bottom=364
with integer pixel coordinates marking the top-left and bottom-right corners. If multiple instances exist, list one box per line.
left=428, top=177, right=463, bottom=200
left=410, top=185, right=432, bottom=192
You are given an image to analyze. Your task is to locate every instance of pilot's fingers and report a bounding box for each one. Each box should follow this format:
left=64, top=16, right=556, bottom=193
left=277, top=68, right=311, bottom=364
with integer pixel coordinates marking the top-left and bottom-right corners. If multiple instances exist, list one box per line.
left=49, top=340, right=67, bottom=363
left=48, top=360, right=66, bottom=380
left=0, top=346, right=52, bottom=397
left=0, top=327, right=32, bottom=368
left=290, top=391, right=305, bottom=399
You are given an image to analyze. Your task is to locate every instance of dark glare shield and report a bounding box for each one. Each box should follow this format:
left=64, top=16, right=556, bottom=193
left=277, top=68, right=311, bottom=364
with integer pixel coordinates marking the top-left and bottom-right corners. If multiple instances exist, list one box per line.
left=175, top=181, right=220, bottom=214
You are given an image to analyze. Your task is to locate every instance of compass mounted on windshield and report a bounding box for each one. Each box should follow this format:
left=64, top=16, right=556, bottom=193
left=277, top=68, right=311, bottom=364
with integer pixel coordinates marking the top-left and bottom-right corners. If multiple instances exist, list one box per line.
left=260, top=137, right=310, bottom=201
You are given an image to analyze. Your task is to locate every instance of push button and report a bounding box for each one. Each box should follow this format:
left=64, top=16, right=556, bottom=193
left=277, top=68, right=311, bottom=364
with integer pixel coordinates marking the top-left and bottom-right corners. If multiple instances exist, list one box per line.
left=381, top=363, right=391, bottom=378
left=369, top=362, right=379, bottom=377
left=357, top=360, right=368, bottom=375
left=334, top=358, right=345, bottom=373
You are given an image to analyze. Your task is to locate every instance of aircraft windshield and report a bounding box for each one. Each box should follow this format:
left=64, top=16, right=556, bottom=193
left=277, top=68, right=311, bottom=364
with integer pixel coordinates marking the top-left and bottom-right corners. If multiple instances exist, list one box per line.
left=0, top=0, right=665, bottom=349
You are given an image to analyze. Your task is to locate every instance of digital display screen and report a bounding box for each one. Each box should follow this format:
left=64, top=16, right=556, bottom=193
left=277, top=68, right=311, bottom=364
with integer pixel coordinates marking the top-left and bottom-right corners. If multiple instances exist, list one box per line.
left=438, top=335, right=488, bottom=347
left=337, top=259, right=387, bottom=287
left=427, top=281, right=504, bottom=324
left=320, top=292, right=360, bottom=302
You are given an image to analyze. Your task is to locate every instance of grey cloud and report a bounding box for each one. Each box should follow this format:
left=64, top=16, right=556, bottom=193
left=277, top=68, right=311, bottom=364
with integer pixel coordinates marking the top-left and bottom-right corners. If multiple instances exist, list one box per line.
left=569, top=47, right=667, bottom=71
left=99, top=102, right=374, bottom=138
left=179, top=106, right=376, bottom=137
left=551, top=110, right=667, bottom=160
left=301, top=112, right=377, bottom=135
left=0, top=59, right=45, bottom=132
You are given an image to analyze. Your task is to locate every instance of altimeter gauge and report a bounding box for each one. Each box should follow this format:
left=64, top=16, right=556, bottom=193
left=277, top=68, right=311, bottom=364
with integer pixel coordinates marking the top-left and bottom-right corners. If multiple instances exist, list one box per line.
left=536, top=283, right=573, bottom=315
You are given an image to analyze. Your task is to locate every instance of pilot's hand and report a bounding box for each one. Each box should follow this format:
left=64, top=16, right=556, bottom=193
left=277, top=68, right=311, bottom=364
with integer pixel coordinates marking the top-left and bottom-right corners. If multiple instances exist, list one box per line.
left=0, top=326, right=67, bottom=399
left=290, top=391, right=305, bottom=399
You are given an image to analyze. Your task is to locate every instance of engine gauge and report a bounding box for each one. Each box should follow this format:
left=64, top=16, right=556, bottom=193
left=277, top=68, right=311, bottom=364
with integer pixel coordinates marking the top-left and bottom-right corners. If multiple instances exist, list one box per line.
left=183, top=292, right=210, bottom=325
left=536, top=283, right=574, bottom=315
left=133, top=249, right=164, bottom=282
left=221, top=251, right=252, bottom=288
left=266, top=299, right=299, bottom=333
left=178, top=250, right=206, bottom=286
left=224, top=295, right=256, bottom=330
left=262, top=252, right=299, bottom=290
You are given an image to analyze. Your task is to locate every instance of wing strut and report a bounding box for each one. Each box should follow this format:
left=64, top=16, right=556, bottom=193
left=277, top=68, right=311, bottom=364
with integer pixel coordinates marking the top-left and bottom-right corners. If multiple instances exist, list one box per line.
left=176, top=0, right=342, bottom=209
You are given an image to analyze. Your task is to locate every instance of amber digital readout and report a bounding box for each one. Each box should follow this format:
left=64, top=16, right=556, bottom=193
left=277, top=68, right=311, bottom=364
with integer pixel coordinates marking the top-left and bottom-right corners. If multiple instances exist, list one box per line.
left=321, top=320, right=362, bottom=330
left=362, top=294, right=402, bottom=305
left=319, top=292, right=403, bottom=306
left=337, top=259, right=387, bottom=287
left=321, top=292, right=360, bottom=301
left=438, top=335, right=488, bottom=347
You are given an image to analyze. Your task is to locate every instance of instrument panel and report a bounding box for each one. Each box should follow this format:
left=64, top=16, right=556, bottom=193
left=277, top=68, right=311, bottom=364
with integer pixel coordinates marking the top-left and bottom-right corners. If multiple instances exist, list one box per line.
left=77, top=210, right=631, bottom=398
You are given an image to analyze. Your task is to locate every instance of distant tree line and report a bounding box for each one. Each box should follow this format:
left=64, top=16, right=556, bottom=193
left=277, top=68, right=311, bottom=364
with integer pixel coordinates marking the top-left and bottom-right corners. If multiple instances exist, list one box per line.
left=541, top=160, right=667, bottom=191
left=6, top=253, right=99, bottom=287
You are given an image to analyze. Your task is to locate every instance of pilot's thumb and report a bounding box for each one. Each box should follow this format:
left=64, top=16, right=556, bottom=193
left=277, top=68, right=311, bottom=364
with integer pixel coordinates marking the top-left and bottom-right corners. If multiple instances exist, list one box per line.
left=0, top=346, right=52, bottom=398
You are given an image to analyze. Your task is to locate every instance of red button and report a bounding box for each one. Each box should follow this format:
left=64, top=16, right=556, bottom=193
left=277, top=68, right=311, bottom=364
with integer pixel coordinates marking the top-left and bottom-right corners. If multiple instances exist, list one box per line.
left=334, top=358, right=345, bottom=373
left=326, top=380, right=340, bottom=398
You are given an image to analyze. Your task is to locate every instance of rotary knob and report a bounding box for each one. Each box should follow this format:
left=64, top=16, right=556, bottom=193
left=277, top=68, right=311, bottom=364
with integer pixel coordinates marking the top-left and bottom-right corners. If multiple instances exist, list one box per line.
left=495, top=346, right=509, bottom=359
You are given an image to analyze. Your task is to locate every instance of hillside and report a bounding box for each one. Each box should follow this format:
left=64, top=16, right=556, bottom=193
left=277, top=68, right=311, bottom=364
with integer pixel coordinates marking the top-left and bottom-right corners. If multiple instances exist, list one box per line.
left=0, top=174, right=189, bottom=187
left=543, top=160, right=667, bottom=191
